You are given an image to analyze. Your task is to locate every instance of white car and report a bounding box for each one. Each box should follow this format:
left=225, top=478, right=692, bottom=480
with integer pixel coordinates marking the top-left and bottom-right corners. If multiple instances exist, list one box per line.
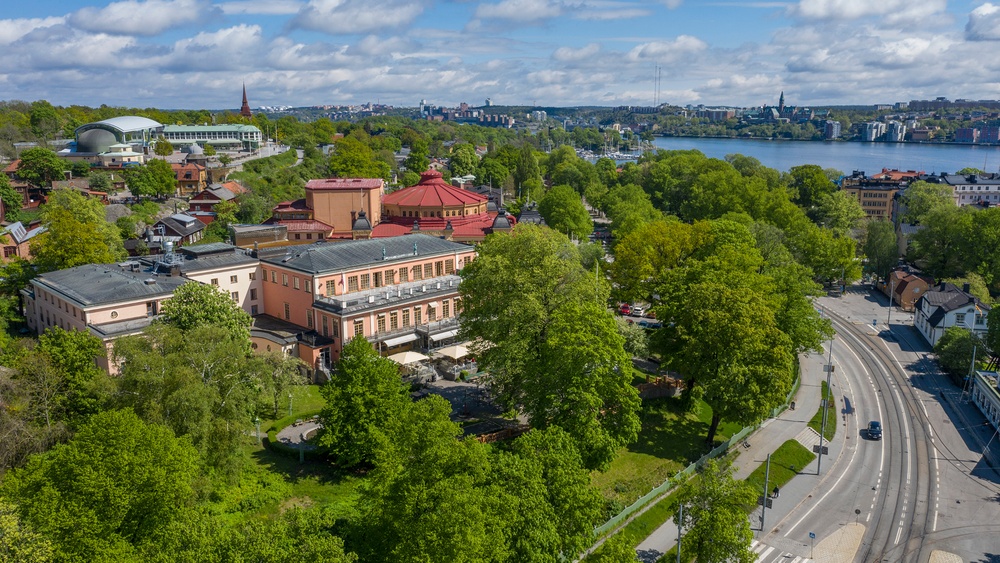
left=630, top=305, right=645, bottom=317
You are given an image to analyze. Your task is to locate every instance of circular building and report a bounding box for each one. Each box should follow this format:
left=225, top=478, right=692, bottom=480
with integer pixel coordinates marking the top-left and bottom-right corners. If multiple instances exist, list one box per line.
left=74, top=116, right=163, bottom=154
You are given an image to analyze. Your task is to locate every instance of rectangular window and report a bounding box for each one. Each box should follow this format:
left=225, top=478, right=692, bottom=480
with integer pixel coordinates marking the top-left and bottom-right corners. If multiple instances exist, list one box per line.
left=372, top=272, right=381, bottom=288
left=402, top=309, right=410, bottom=327
left=322, top=315, right=329, bottom=336
left=399, top=267, right=409, bottom=282
left=283, top=302, right=290, bottom=320
left=305, top=280, right=311, bottom=293
left=445, top=259, right=454, bottom=274
left=231, top=291, right=239, bottom=302
left=977, top=314, right=986, bottom=326
left=230, top=275, right=238, bottom=284
left=435, top=261, right=443, bottom=277
left=353, top=320, right=364, bottom=337
left=250, top=288, right=257, bottom=300
left=211, top=278, right=219, bottom=286
left=956, top=313, right=967, bottom=324
left=390, top=311, right=398, bottom=330
left=293, top=277, right=300, bottom=290
left=282, top=274, right=288, bottom=286
left=377, top=315, right=386, bottom=333
left=454, top=298, right=461, bottom=314
left=348, top=276, right=359, bottom=292
left=414, top=307, right=422, bottom=325
left=271, top=271, right=277, bottom=283
left=307, top=309, right=314, bottom=329
left=424, top=264, right=433, bottom=279
left=333, top=320, right=339, bottom=337
left=463, top=256, right=471, bottom=267
left=386, top=270, right=396, bottom=285
left=326, top=280, right=336, bottom=296
left=249, top=272, right=256, bottom=281
left=412, top=266, right=422, bottom=280
left=251, top=304, right=258, bottom=315
left=360, top=274, right=370, bottom=290
left=3, top=247, right=16, bottom=258
left=443, top=300, right=450, bottom=318
left=146, top=301, right=157, bottom=317
left=428, top=306, right=437, bottom=322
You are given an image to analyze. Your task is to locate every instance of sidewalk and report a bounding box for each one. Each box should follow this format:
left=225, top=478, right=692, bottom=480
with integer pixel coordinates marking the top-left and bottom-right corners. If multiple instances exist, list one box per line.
left=635, top=350, right=835, bottom=561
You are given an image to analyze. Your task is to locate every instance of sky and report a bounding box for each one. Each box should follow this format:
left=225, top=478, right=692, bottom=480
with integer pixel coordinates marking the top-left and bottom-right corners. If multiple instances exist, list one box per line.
left=3, top=0, right=1000, bottom=110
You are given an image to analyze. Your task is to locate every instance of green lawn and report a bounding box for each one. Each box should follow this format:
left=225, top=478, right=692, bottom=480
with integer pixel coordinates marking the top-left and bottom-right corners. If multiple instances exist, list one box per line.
left=807, top=381, right=836, bottom=441
left=592, top=396, right=742, bottom=510
left=745, top=439, right=815, bottom=495
left=263, top=384, right=326, bottom=429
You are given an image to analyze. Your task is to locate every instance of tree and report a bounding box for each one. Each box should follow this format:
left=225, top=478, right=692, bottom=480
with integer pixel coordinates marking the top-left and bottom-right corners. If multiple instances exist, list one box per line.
left=589, top=533, right=638, bottom=562
left=673, top=459, right=756, bottom=563
left=512, top=143, right=541, bottom=189
left=328, top=137, right=390, bottom=180
left=35, top=327, right=110, bottom=424
left=86, top=171, right=111, bottom=193
left=816, top=190, right=865, bottom=236
left=16, top=147, right=66, bottom=188
left=909, top=206, right=973, bottom=280
left=616, top=317, right=649, bottom=358
left=158, top=281, right=252, bottom=344
left=218, top=154, right=232, bottom=166
left=448, top=143, right=479, bottom=177
left=934, top=327, right=986, bottom=382
left=459, top=224, right=640, bottom=469
left=256, top=352, right=306, bottom=419
left=476, top=158, right=509, bottom=188
left=785, top=164, right=835, bottom=209
left=1, top=409, right=199, bottom=562
left=862, top=219, right=899, bottom=281
left=603, top=183, right=662, bottom=240
left=153, top=137, right=174, bottom=156
left=202, top=143, right=216, bottom=156
left=942, top=274, right=991, bottom=305
left=538, top=184, right=593, bottom=239
left=317, top=337, right=410, bottom=468
left=901, top=181, right=953, bottom=224
left=987, top=311, right=1000, bottom=370
left=0, top=173, right=22, bottom=222
left=0, top=500, right=53, bottom=563
left=124, top=159, right=176, bottom=198
left=608, top=219, right=703, bottom=303
left=404, top=139, right=430, bottom=173
left=30, top=190, right=126, bottom=272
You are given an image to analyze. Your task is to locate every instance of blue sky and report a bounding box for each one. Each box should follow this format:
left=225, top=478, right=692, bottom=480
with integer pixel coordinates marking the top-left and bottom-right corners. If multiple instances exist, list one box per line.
left=2, top=0, right=999, bottom=110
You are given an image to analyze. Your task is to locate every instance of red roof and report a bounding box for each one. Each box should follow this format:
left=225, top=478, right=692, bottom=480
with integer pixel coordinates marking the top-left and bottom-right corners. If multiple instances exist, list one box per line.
left=273, top=199, right=310, bottom=212
left=371, top=223, right=412, bottom=238
left=3, top=160, right=20, bottom=174
left=221, top=180, right=247, bottom=194
left=305, top=178, right=384, bottom=191
left=383, top=170, right=487, bottom=207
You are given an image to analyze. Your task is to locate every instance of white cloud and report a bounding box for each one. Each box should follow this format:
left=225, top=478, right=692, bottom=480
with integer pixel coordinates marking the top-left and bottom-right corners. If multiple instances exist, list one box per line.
left=575, top=8, right=650, bottom=20
left=967, top=3, right=1000, bottom=41
left=627, top=35, right=707, bottom=62
left=790, top=0, right=946, bottom=25
left=474, top=0, right=562, bottom=22
left=69, top=0, right=217, bottom=36
left=218, top=0, right=303, bottom=15
left=290, top=0, right=427, bottom=34
left=552, top=43, right=602, bottom=62
left=0, top=16, right=65, bottom=46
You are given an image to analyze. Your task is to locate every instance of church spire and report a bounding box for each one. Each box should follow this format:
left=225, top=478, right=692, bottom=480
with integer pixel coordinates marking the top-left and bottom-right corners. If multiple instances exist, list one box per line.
left=778, top=91, right=785, bottom=113
left=240, top=82, right=252, bottom=119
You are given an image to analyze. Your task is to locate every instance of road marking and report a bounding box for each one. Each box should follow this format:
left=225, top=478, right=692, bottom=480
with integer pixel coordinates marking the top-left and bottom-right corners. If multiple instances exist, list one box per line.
left=757, top=546, right=775, bottom=560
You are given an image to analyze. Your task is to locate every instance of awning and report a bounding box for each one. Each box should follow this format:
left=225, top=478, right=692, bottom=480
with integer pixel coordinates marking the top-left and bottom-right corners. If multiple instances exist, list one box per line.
left=429, top=328, right=458, bottom=342
left=383, top=333, right=419, bottom=348
left=426, top=301, right=439, bottom=308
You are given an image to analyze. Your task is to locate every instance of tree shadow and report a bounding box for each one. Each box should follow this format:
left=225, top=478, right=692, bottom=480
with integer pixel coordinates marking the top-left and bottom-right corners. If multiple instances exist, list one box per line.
left=250, top=445, right=354, bottom=488
left=627, top=397, right=731, bottom=464
left=974, top=554, right=1000, bottom=563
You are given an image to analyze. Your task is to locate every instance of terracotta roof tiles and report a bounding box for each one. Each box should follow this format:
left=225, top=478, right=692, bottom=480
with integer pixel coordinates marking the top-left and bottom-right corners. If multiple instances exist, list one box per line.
left=383, top=170, right=487, bottom=208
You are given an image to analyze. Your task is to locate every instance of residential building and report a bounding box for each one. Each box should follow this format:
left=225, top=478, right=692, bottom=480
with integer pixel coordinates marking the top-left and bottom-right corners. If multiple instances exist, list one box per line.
left=269, top=177, right=384, bottom=240
left=841, top=170, right=908, bottom=220
left=259, top=234, right=477, bottom=370
left=971, top=371, right=1000, bottom=434
left=955, top=127, right=980, bottom=143
left=171, top=162, right=208, bottom=196
left=824, top=120, right=841, bottom=140
left=0, top=221, right=45, bottom=263
left=883, top=269, right=932, bottom=312
left=939, top=173, right=1000, bottom=207
left=914, top=283, right=991, bottom=346
left=189, top=181, right=246, bottom=221
left=863, top=122, right=886, bottom=142
left=153, top=213, right=206, bottom=245
left=886, top=121, right=906, bottom=142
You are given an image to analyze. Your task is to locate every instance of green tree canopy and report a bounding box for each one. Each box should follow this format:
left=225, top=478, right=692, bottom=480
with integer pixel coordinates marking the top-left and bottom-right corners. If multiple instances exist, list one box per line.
left=0, top=500, right=53, bottom=563
left=403, top=139, right=430, bottom=174
left=459, top=224, right=640, bottom=469
left=1, top=409, right=199, bottom=562
left=674, top=459, right=756, bottom=563
left=0, top=173, right=22, bottom=222
left=16, top=147, right=66, bottom=188
left=158, top=281, right=252, bottom=344
left=934, top=327, right=987, bottom=382
left=538, top=184, right=593, bottom=239
left=901, top=181, right=954, bottom=224
left=153, top=137, right=174, bottom=156
left=124, top=158, right=176, bottom=198
left=30, top=189, right=126, bottom=272
left=816, top=190, right=866, bottom=236
left=328, top=137, right=390, bottom=180
left=862, top=219, right=899, bottom=281
left=785, top=164, right=836, bottom=209
left=448, top=143, right=479, bottom=177
left=317, top=337, right=410, bottom=468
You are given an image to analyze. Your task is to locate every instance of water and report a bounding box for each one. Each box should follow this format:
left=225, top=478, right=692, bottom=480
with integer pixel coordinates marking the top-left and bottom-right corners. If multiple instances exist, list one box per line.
left=650, top=136, right=1000, bottom=175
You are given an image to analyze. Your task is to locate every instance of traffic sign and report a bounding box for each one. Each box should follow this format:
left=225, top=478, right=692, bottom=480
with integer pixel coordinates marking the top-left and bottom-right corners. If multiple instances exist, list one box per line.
left=872, top=319, right=878, bottom=327
left=812, top=445, right=829, bottom=455
left=809, top=532, right=816, bottom=539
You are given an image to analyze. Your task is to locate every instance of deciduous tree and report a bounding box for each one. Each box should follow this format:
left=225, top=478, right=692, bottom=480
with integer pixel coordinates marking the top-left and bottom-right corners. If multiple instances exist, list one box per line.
left=30, top=190, right=126, bottom=272
left=158, top=281, right=252, bottom=344
left=862, top=219, right=899, bottom=281
left=673, top=459, right=756, bottom=563
left=538, top=184, right=593, bottom=239
left=0, top=173, right=22, bottom=222
left=16, top=147, right=66, bottom=188
left=153, top=137, right=174, bottom=156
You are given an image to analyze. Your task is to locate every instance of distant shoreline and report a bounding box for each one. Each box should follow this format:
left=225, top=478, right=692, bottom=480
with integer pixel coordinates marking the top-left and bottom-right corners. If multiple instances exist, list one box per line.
left=655, top=133, right=1000, bottom=148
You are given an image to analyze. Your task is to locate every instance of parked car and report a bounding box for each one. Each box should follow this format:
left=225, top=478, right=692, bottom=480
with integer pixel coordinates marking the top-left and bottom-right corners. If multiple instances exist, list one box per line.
left=867, top=420, right=882, bottom=440
left=631, top=305, right=645, bottom=317
left=619, top=303, right=631, bottom=316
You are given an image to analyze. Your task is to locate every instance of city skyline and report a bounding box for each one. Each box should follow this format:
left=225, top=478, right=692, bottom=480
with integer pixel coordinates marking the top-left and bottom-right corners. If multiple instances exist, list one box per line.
left=4, top=0, right=1000, bottom=110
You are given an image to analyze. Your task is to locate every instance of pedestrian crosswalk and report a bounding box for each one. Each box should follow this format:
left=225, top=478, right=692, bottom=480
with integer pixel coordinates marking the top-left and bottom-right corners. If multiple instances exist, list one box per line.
left=751, top=540, right=811, bottom=563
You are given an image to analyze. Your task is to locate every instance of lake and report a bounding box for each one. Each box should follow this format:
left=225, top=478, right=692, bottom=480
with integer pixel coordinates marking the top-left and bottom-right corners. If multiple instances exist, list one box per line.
left=650, top=136, right=1000, bottom=175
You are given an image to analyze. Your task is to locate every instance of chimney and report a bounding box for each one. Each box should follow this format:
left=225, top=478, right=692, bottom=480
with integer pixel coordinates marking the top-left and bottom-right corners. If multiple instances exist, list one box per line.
left=963, top=283, right=971, bottom=294
left=169, top=264, right=181, bottom=277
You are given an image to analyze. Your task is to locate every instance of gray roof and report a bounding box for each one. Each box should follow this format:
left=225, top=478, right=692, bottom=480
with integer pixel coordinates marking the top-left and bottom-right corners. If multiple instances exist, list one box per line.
left=941, top=174, right=1000, bottom=186
left=33, top=263, right=186, bottom=307
left=314, top=274, right=462, bottom=316
left=262, top=234, right=468, bottom=275
left=142, top=244, right=257, bottom=274
left=917, top=283, right=991, bottom=328
left=0, top=222, right=44, bottom=245
left=155, top=213, right=205, bottom=237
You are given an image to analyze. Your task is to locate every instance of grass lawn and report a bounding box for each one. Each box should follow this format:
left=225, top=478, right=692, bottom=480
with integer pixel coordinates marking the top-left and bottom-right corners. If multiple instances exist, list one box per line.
left=807, top=381, right=836, bottom=441
left=745, top=439, right=815, bottom=495
left=262, top=384, right=326, bottom=429
left=592, top=396, right=742, bottom=510
left=248, top=443, right=362, bottom=517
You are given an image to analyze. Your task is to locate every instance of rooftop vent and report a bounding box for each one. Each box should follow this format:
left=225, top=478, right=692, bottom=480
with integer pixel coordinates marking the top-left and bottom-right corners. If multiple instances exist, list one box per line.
left=368, top=295, right=375, bottom=303
left=144, top=278, right=156, bottom=285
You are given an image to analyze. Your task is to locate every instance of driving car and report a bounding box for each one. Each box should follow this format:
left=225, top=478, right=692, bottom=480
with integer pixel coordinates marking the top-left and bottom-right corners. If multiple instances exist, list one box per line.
left=867, top=420, right=882, bottom=440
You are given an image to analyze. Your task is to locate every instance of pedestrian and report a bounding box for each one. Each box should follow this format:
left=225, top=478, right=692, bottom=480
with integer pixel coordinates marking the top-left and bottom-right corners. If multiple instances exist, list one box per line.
left=773, top=486, right=780, bottom=498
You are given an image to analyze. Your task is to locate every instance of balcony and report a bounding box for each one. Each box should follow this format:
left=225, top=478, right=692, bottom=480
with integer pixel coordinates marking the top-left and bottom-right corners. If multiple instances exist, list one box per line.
left=314, top=275, right=461, bottom=316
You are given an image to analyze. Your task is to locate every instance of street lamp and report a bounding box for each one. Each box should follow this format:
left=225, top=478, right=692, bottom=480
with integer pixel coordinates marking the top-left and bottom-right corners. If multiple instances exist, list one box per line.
left=288, top=392, right=293, bottom=417
left=887, top=275, right=897, bottom=326
left=818, top=306, right=835, bottom=475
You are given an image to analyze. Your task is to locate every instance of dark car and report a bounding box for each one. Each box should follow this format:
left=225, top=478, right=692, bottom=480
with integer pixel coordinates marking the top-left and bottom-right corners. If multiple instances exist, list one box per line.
left=867, top=420, right=882, bottom=440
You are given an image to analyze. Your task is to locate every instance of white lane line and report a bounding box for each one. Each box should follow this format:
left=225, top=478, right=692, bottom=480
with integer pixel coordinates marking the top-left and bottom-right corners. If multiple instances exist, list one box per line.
left=894, top=524, right=903, bottom=545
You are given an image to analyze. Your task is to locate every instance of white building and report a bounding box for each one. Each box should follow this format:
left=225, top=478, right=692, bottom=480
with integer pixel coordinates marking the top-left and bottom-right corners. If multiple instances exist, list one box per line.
left=914, top=283, right=991, bottom=346
left=863, top=122, right=887, bottom=142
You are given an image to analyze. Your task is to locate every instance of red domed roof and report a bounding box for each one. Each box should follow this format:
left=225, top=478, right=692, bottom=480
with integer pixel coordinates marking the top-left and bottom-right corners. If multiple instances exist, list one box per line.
left=383, top=170, right=487, bottom=207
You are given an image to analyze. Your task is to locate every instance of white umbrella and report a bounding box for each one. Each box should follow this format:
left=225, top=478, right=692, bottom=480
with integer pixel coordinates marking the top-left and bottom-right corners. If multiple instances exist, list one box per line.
left=435, top=343, right=470, bottom=360
left=387, top=350, right=430, bottom=365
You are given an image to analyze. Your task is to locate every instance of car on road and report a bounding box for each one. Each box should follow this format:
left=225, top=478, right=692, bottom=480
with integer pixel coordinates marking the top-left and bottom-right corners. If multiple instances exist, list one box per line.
left=619, top=303, right=631, bottom=316
left=631, top=305, right=645, bottom=317
left=867, top=420, right=882, bottom=440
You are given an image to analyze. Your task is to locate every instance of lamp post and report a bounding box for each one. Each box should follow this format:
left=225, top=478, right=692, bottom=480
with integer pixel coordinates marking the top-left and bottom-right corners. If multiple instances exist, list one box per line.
left=288, top=392, right=293, bottom=417
left=887, top=275, right=897, bottom=326
left=676, top=503, right=683, bottom=563
left=818, top=309, right=835, bottom=475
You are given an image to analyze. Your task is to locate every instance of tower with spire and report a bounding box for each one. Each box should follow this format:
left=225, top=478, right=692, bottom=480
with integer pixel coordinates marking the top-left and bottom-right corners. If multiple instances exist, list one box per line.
left=240, top=83, right=252, bottom=119
left=778, top=91, right=785, bottom=113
